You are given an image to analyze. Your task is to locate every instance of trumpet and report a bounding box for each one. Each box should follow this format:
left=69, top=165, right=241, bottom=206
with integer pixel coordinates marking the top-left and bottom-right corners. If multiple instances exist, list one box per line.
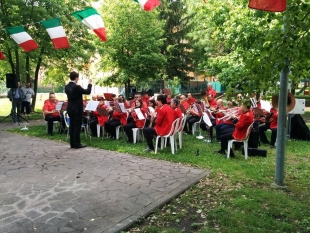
left=217, top=109, right=239, bottom=121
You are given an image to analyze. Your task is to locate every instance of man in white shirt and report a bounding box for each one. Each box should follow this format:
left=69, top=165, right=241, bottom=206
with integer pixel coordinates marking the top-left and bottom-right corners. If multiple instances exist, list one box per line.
left=21, top=82, right=35, bottom=119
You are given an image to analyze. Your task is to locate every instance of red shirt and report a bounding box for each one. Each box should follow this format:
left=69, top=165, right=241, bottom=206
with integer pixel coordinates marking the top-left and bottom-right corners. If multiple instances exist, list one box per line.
left=187, top=97, right=196, bottom=106
left=112, top=111, right=127, bottom=125
left=180, top=100, right=190, bottom=110
left=208, top=88, right=217, bottom=98
left=42, top=99, right=60, bottom=117
left=232, top=110, right=254, bottom=140
left=173, top=107, right=183, bottom=130
left=269, top=108, right=278, bottom=129
left=155, top=104, right=175, bottom=136
left=93, top=104, right=109, bottom=126
left=142, top=96, right=150, bottom=104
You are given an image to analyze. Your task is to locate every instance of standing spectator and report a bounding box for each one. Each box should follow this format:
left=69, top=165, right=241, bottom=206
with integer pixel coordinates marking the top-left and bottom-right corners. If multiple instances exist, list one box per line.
left=65, top=71, right=92, bottom=149
left=7, top=81, right=24, bottom=122
left=42, top=92, right=61, bottom=136
left=21, top=82, right=35, bottom=119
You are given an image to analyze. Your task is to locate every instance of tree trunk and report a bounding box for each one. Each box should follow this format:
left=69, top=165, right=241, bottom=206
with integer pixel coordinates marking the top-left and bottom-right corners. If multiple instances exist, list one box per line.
left=7, top=50, right=16, bottom=74
left=32, top=48, right=44, bottom=111
left=126, top=79, right=130, bottom=100
left=26, top=54, right=31, bottom=83
left=15, top=50, right=20, bottom=80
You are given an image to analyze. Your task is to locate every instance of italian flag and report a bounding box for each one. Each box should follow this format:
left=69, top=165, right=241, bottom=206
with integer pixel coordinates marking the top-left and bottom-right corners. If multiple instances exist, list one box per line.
left=134, top=0, right=160, bottom=11
left=0, top=51, right=4, bottom=60
left=6, top=26, right=38, bottom=52
left=72, top=8, right=107, bottom=42
left=41, top=18, right=70, bottom=49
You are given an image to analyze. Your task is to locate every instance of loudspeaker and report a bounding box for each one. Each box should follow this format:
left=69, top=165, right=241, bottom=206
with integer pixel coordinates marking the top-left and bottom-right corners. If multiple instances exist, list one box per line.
left=6, top=73, right=18, bottom=88
left=290, top=114, right=310, bottom=141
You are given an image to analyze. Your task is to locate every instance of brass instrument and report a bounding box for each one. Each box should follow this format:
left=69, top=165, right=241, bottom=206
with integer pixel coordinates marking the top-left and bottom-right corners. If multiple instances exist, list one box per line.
left=217, top=109, right=239, bottom=121
left=271, top=92, right=295, bottom=112
left=215, top=93, right=226, bottom=101
left=202, top=96, right=210, bottom=109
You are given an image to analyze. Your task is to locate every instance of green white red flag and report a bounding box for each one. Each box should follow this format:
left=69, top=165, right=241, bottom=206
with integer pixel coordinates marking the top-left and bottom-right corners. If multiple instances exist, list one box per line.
left=72, top=8, right=107, bottom=42
left=248, top=0, right=286, bottom=12
left=134, top=0, right=160, bottom=11
left=41, top=18, right=70, bottom=49
left=6, top=26, right=39, bottom=52
left=0, top=51, right=4, bottom=60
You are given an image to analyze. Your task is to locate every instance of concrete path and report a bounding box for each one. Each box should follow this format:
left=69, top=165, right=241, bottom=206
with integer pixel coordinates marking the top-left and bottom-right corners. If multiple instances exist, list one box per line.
left=0, top=122, right=209, bottom=233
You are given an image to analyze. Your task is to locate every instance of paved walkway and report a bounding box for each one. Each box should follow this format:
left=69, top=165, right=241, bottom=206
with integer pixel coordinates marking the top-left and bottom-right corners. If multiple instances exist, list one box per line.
left=0, top=121, right=209, bottom=233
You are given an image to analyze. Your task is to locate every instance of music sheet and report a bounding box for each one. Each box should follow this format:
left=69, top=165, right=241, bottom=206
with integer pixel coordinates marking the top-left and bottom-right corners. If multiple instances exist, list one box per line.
left=118, top=103, right=127, bottom=113
left=260, top=100, right=271, bottom=112
left=85, top=101, right=99, bottom=111
left=148, top=106, right=155, bottom=114
left=56, top=101, right=64, bottom=111
left=105, top=101, right=110, bottom=108
left=134, top=108, right=145, bottom=120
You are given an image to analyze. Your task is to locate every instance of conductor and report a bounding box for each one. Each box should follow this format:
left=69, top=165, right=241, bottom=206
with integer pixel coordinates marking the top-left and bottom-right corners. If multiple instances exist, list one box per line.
left=65, top=71, right=92, bottom=149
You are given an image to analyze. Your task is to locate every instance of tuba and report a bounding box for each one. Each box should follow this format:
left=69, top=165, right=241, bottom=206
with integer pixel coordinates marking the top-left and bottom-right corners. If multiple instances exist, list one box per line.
left=271, top=92, right=296, bottom=112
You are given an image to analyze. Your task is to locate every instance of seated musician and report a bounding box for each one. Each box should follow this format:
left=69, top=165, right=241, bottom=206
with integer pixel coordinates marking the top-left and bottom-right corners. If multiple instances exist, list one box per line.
left=124, top=99, right=147, bottom=143
left=259, top=105, right=278, bottom=148
left=200, top=99, right=225, bottom=140
left=187, top=93, right=196, bottom=106
left=42, top=92, right=61, bottom=136
left=170, top=98, right=183, bottom=130
left=105, top=96, right=127, bottom=139
left=143, top=94, right=174, bottom=152
left=166, top=94, right=172, bottom=104
left=207, top=83, right=217, bottom=99
left=142, top=91, right=150, bottom=104
left=183, top=100, right=203, bottom=134
left=179, top=95, right=190, bottom=113
left=215, top=99, right=254, bottom=157
left=118, top=94, right=129, bottom=108
left=146, top=99, right=157, bottom=127
left=89, top=96, right=109, bottom=136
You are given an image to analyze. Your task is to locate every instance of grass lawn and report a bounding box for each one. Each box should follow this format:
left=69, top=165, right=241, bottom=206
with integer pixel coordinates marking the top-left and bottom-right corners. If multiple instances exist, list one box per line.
left=2, top=97, right=310, bottom=233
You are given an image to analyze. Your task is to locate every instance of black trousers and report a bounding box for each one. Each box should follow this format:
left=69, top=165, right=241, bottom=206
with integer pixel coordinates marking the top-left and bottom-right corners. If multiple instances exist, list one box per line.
left=21, top=101, right=31, bottom=114
left=184, top=116, right=200, bottom=133
left=200, top=118, right=216, bottom=138
left=68, top=113, right=82, bottom=147
left=124, top=122, right=136, bottom=142
left=105, top=118, right=121, bottom=138
left=216, top=124, right=235, bottom=141
left=45, top=115, right=61, bottom=134
left=143, top=127, right=157, bottom=150
left=259, top=124, right=277, bottom=146
left=219, top=127, right=235, bottom=152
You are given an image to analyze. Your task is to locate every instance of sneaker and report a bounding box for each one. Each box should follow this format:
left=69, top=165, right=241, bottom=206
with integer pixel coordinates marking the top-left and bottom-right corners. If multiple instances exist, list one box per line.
left=143, top=148, right=154, bottom=152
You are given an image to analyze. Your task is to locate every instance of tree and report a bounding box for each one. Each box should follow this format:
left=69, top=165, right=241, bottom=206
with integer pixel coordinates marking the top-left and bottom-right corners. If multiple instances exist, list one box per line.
left=96, top=0, right=166, bottom=99
left=187, top=0, right=310, bottom=97
left=158, top=0, right=195, bottom=83
left=0, top=0, right=98, bottom=109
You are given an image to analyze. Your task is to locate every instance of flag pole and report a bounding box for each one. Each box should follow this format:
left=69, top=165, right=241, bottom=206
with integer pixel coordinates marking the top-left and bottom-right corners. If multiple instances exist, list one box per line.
left=272, top=14, right=289, bottom=188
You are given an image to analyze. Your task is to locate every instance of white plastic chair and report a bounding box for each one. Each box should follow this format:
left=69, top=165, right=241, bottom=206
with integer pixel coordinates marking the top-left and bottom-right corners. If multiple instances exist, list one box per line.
left=175, top=116, right=187, bottom=149
left=192, top=116, right=203, bottom=135
left=154, top=118, right=180, bottom=155
left=132, top=114, right=148, bottom=143
left=96, top=124, right=105, bottom=138
left=63, top=111, right=70, bottom=140
left=63, top=111, right=88, bottom=139
left=227, top=123, right=254, bottom=159
left=43, top=112, right=59, bottom=133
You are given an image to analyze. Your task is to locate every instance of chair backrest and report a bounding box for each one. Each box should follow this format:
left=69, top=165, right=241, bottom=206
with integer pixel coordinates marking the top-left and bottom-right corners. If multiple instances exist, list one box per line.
left=63, top=111, right=70, bottom=127
left=168, top=118, right=180, bottom=136
left=178, top=116, right=187, bottom=132
left=244, top=122, right=254, bottom=140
